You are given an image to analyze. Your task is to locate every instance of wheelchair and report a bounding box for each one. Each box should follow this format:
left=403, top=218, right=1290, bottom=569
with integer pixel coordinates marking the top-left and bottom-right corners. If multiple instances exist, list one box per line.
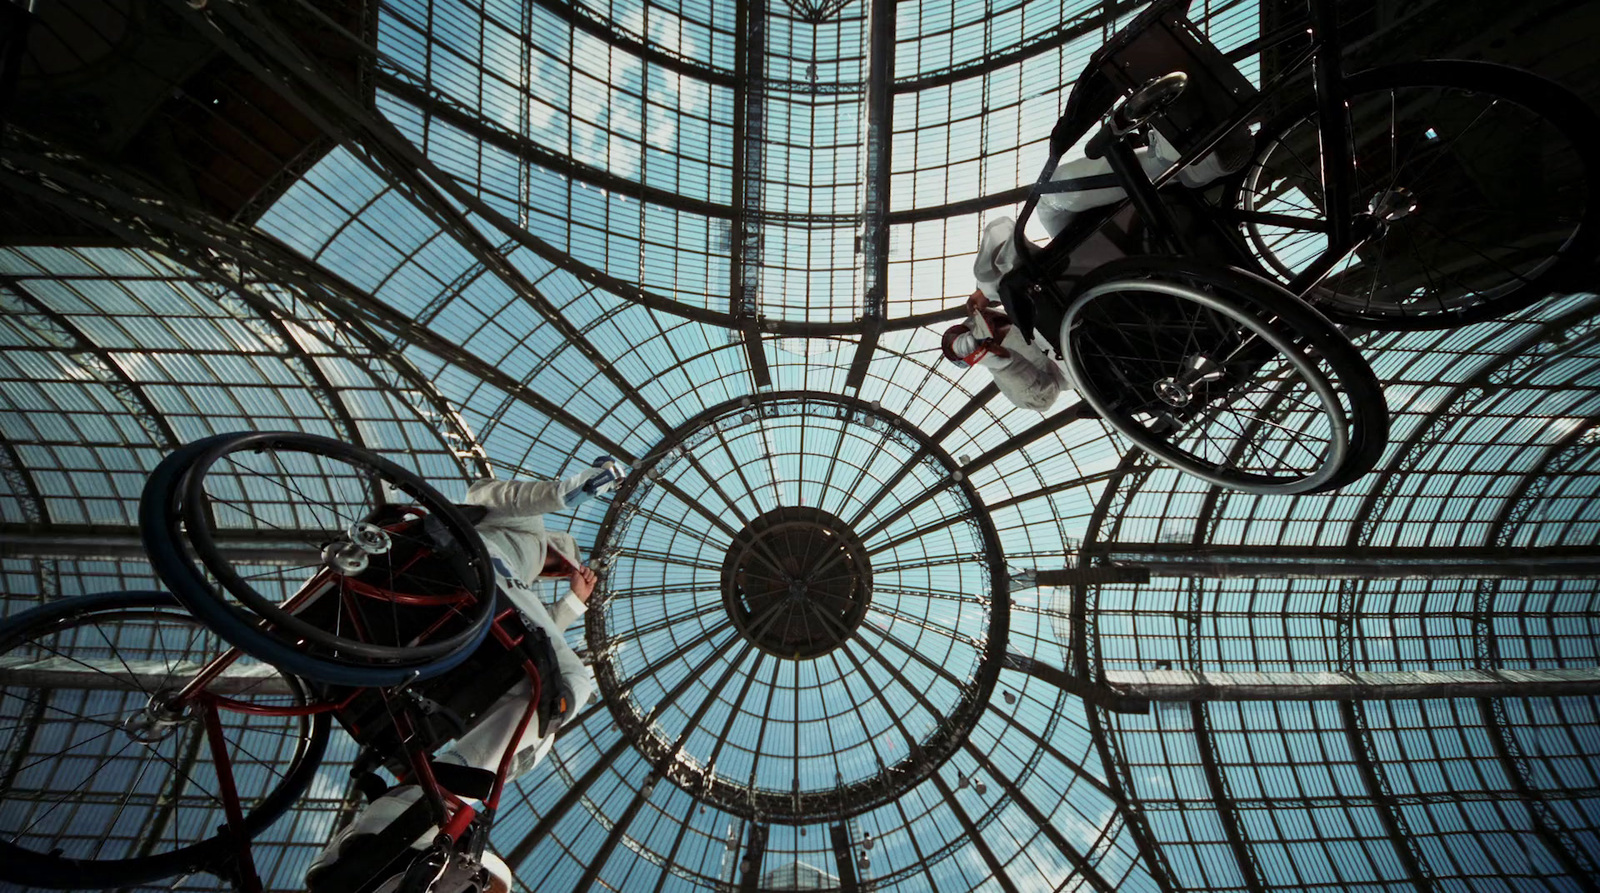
left=998, top=0, right=1600, bottom=494
left=0, top=432, right=569, bottom=893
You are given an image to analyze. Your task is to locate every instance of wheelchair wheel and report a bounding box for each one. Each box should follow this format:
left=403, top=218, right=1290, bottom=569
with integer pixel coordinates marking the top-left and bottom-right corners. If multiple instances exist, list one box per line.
left=1227, top=61, right=1600, bottom=330
left=0, top=590, right=328, bottom=890
left=140, top=431, right=496, bottom=688
left=1061, top=256, right=1388, bottom=494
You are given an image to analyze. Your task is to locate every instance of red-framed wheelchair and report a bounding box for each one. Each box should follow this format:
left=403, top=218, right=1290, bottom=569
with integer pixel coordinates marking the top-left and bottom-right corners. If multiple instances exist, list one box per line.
left=998, top=0, right=1599, bottom=494
left=0, top=432, right=569, bottom=892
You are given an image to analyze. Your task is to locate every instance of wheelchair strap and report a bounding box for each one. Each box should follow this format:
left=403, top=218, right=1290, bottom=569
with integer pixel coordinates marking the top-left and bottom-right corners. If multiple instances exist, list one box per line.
left=515, top=623, right=575, bottom=738
left=429, top=760, right=497, bottom=801
left=1033, top=172, right=1125, bottom=195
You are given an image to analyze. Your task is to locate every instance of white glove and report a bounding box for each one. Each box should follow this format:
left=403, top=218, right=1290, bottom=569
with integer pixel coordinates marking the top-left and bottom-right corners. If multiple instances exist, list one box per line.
left=562, top=457, right=628, bottom=507
left=587, top=457, right=627, bottom=497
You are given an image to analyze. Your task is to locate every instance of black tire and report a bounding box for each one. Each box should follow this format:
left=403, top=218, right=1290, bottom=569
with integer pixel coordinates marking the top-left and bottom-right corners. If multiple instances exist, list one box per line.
left=1225, top=60, right=1600, bottom=330
left=140, top=431, right=496, bottom=688
left=1061, top=256, right=1388, bottom=493
left=0, top=591, right=328, bottom=890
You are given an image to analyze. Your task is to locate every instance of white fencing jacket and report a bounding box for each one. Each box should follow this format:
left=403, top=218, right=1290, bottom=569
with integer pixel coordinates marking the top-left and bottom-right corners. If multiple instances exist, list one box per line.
left=971, top=130, right=1244, bottom=413
left=442, top=472, right=604, bottom=773
left=975, top=325, right=1070, bottom=412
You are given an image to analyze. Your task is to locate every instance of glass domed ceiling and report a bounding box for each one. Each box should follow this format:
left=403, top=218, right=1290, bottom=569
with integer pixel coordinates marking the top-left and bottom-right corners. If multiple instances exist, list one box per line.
left=1, top=0, right=1599, bottom=890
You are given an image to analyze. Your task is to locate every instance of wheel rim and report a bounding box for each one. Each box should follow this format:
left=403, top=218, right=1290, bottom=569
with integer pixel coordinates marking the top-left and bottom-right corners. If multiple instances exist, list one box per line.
left=0, top=602, right=315, bottom=876
left=175, top=434, right=493, bottom=665
left=1238, top=81, right=1588, bottom=320
left=1063, top=277, right=1350, bottom=493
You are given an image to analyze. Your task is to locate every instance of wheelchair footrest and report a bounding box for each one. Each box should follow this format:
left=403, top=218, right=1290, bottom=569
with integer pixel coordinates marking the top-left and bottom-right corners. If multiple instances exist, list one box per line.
left=306, top=797, right=439, bottom=893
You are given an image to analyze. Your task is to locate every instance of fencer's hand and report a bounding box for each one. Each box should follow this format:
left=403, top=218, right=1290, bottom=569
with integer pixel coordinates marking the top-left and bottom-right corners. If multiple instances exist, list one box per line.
left=570, top=566, right=598, bottom=602
left=966, top=289, right=991, bottom=313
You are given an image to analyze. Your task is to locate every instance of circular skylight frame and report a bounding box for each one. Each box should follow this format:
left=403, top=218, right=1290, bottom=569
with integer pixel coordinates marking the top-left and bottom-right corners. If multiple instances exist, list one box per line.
left=587, top=391, right=1010, bottom=824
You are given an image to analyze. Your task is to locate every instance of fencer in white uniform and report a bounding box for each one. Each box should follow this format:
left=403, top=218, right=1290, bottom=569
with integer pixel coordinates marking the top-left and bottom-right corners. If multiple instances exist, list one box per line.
left=950, top=128, right=1250, bottom=412
left=307, top=459, right=622, bottom=892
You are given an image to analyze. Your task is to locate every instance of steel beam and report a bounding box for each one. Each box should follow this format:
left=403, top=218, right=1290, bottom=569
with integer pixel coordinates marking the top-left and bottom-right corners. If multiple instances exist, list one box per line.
left=1081, top=543, right=1600, bottom=579
left=1002, top=652, right=1147, bottom=713
left=842, top=0, right=895, bottom=391
left=1190, top=701, right=1267, bottom=893
left=0, top=524, right=328, bottom=564
left=0, top=436, right=45, bottom=526
left=830, top=823, right=861, bottom=892
left=737, top=823, right=769, bottom=893
left=1024, top=565, right=1151, bottom=587
left=730, top=0, right=771, bottom=389
left=1341, top=701, right=1437, bottom=891
left=0, top=654, right=294, bottom=695
left=963, top=400, right=1093, bottom=477
left=1105, top=667, right=1600, bottom=701
left=1137, top=786, right=1600, bottom=810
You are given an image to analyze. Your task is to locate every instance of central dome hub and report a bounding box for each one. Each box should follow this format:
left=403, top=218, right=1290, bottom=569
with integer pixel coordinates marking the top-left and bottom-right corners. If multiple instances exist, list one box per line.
left=721, top=506, right=872, bottom=659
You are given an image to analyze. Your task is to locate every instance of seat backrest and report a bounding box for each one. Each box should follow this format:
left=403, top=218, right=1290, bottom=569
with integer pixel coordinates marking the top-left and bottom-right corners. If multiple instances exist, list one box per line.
left=1095, top=4, right=1258, bottom=157
left=1052, top=0, right=1257, bottom=157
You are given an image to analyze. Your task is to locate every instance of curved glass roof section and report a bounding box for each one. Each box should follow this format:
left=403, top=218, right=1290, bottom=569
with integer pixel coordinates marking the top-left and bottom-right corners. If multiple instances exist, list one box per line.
left=2, top=0, right=1600, bottom=891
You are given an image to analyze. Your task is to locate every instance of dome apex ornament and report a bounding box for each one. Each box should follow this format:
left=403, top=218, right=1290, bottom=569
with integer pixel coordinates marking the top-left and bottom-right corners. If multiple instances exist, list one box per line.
left=721, top=506, right=873, bottom=660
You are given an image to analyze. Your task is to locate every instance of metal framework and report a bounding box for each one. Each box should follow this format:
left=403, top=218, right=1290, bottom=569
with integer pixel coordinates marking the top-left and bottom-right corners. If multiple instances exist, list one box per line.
left=586, top=391, right=1009, bottom=824
left=2, top=0, right=1599, bottom=890
left=1075, top=543, right=1600, bottom=579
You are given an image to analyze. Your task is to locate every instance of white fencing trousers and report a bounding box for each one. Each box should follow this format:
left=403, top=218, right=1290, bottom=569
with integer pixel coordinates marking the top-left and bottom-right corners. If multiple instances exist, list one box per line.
left=436, top=675, right=555, bottom=779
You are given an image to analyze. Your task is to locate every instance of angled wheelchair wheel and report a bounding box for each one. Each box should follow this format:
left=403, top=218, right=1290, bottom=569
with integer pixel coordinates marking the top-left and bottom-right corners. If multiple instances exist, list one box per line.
left=1061, top=256, right=1388, bottom=494
left=0, top=590, right=328, bottom=890
left=140, top=431, right=496, bottom=688
left=1228, top=61, right=1600, bottom=330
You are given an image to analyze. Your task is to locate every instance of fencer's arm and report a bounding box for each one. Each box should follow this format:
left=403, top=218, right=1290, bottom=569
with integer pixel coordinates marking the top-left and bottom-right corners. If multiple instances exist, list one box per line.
left=985, top=330, right=1068, bottom=412
left=972, top=217, right=1021, bottom=305
left=550, top=566, right=596, bottom=631
left=990, top=361, right=1065, bottom=411
left=549, top=587, right=589, bottom=631
left=465, top=471, right=594, bottom=518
